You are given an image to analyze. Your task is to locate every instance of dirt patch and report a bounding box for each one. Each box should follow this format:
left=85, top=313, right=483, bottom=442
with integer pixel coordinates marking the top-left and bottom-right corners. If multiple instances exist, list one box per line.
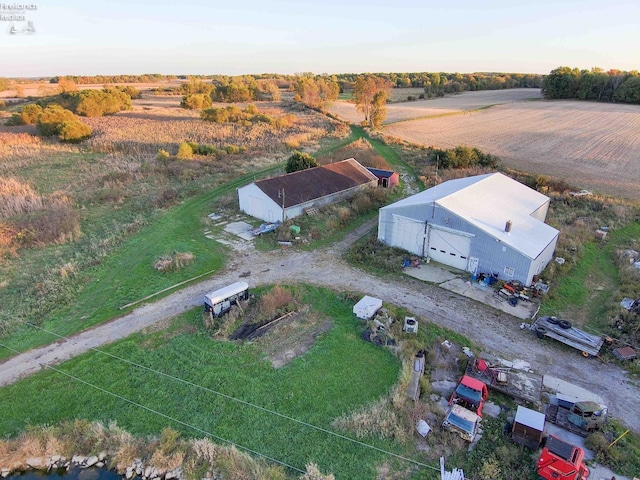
left=245, top=307, right=334, bottom=368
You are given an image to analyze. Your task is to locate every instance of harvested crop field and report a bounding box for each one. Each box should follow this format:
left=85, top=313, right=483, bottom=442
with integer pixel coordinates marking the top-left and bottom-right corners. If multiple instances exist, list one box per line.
left=328, top=88, right=640, bottom=201
left=326, top=88, right=542, bottom=124
left=384, top=98, right=640, bottom=200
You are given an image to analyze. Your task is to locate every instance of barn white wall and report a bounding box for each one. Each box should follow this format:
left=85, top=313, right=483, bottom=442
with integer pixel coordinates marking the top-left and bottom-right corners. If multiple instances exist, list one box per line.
left=237, top=184, right=282, bottom=222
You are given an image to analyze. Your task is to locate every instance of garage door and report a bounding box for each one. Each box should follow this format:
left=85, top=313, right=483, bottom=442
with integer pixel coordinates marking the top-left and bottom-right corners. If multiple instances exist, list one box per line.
left=427, top=226, right=472, bottom=270
left=391, top=214, right=425, bottom=256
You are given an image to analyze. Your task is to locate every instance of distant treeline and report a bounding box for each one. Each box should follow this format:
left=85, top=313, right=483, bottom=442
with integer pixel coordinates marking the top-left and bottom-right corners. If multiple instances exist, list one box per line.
left=49, top=74, right=173, bottom=84
left=542, top=66, right=640, bottom=104
left=335, top=71, right=542, bottom=94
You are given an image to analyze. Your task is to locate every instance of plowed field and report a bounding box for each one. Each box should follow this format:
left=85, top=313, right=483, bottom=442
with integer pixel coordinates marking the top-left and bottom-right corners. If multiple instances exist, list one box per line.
left=327, top=89, right=640, bottom=200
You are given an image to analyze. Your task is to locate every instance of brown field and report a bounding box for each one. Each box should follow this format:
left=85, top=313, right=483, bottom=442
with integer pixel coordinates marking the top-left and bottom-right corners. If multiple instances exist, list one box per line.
left=383, top=97, right=640, bottom=200
left=326, top=88, right=542, bottom=124
left=0, top=80, right=184, bottom=99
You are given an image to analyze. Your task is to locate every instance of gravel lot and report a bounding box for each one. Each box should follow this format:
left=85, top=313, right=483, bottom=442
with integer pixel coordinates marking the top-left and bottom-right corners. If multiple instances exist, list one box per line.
left=1, top=221, right=638, bottom=433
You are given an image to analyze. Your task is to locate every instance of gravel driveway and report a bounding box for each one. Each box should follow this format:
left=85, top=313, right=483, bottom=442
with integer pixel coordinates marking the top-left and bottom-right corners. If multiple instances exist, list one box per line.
left=1, top=220, right=638, bottom=433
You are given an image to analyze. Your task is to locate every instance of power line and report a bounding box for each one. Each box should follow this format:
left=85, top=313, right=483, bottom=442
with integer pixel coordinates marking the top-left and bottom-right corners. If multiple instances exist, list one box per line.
left=0, top=341, right=306, bottom=475
left=0, top=313, right=441, bottom=473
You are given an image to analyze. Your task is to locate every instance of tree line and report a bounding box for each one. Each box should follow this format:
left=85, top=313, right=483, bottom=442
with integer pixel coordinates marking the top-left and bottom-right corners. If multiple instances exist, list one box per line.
left=542, top=66, right=640, bottom=104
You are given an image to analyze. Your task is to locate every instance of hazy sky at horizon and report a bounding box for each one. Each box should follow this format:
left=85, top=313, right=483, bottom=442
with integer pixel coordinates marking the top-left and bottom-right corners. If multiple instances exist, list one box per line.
left=2, top=0, right=638, bottom=77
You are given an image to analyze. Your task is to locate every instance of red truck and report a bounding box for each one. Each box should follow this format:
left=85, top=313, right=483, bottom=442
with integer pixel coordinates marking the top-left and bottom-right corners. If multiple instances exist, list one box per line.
left=442, top=375, right=489, bottom=441
left=537, top=435, right=590, bottom=480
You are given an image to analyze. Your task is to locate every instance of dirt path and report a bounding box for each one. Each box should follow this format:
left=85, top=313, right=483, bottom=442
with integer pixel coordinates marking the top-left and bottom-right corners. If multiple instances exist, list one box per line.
left=1, top=219, right=639, bottom=433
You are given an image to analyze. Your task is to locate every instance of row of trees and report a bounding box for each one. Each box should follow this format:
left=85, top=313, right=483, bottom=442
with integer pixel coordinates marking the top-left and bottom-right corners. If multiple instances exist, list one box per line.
left=542, top=67, right=640, bottom=104
left=50, top=74, right=171, bottom=85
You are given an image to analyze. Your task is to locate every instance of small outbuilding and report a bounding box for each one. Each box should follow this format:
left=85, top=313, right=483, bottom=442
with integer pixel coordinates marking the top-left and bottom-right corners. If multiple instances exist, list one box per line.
left=366, top=167, right=399, bottom=188
left=511, top=405, right=545, bottom=450
left=237, top=158, right=377, bottom=223
left=377, top=172, right=559, bottom=286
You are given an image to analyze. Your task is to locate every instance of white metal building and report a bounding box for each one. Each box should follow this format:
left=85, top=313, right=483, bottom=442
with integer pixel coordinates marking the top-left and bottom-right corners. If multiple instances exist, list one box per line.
left=378, top=173, right=559, bottom=286
left=238, top=158, right=378, bottom=222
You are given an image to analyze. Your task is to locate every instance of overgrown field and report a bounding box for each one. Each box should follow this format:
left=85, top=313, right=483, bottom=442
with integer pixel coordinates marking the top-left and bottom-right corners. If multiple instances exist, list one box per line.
left=0, top=97, right=348, bottom=354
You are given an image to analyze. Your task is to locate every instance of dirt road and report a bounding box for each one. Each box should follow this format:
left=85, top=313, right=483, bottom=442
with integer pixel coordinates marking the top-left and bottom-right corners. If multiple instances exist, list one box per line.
left=1, top=220, right=638, bottom=432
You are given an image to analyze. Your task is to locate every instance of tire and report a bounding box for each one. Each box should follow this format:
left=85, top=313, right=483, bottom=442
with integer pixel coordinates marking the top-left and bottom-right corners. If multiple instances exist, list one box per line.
left=558, top=319, right=572, bottom=329
left=536, top=325, right=547, bottom=339
left=547, top=316, right=559, bottom=324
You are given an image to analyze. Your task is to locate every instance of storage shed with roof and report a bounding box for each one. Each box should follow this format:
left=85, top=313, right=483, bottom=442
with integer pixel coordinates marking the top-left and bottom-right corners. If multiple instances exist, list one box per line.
left=377, top=172, right=559, bottom=286
left=238, top=158, right=378, bottom=222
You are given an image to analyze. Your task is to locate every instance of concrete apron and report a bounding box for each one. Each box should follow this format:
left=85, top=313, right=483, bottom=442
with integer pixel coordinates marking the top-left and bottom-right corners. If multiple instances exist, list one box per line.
left=403, top=263, right=539, bottom=320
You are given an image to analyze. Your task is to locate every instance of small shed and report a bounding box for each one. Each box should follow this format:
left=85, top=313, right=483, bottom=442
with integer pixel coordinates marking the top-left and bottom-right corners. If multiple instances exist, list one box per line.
left=511, top=405, right=545, bottom=450
left=353, top=296, right=382, bottom=320
left=366, top=167, right=399, bottom=188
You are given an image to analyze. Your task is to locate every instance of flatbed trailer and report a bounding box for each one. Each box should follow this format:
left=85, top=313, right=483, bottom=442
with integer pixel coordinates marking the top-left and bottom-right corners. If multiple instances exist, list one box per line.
left=465, top=358, right=543, bottom=403
left=531, top=316, right=604, bottom=357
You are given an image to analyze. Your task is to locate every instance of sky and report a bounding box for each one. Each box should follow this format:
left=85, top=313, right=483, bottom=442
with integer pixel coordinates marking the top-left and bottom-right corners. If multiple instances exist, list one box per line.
left=2, top=0, right=638, bottom=77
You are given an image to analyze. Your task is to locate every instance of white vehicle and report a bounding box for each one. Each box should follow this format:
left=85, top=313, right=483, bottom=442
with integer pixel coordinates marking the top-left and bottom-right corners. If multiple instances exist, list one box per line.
left=204, top=281, right=249, bottom=317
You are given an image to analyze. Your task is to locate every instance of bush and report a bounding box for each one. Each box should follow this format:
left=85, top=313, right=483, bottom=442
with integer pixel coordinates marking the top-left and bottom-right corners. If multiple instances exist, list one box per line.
left=156, top=149, right=170, bottom=160
left=4, top=113, right=25, bottom=126
left=36, top=104, right=77, bottom=136
left=58, top=121, right=92, bottom=143
left=243, top=104, right=258, bottom=115
left=20, top=104, right=43, bottom=124
left=176, top=142, right=194, bottom=160
left=224, top=145, right=244, bottom=154
left=180, top=93, right=212, bottom=110
left=74, top=89, right=132, bottom=116
left=201, top=107, right=229, bottom=123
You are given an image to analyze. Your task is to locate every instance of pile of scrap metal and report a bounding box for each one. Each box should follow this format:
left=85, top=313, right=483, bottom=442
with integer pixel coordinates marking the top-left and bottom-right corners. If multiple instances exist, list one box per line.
left=620, top=297, right=640, bottom=315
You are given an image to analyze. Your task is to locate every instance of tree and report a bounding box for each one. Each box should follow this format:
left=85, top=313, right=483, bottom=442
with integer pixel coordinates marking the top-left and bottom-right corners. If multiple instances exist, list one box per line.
left=294, top=76, right=339, bottom=108
left=353, top=75, right=391, bottom=126
left=285, top=151, right=317, bottom=173
left=369, top=90, right=387, bottom=128
left=57, top=77, right=78, bottom=94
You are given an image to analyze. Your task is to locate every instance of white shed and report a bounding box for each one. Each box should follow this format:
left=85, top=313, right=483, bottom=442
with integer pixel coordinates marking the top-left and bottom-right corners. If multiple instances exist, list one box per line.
left=238, top=158, right=378, bottom=222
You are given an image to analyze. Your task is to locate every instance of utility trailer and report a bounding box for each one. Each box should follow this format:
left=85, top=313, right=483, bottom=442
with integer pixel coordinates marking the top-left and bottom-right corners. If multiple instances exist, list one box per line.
left=531, top=315, right=604, bottom=357
left=465, top=357, right=543, bottom=403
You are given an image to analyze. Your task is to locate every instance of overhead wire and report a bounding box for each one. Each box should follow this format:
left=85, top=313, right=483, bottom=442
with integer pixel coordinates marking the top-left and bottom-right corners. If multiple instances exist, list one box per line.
left=0, top=312, right=441, bottom=473
left=0, top=340, right=306, bottom=475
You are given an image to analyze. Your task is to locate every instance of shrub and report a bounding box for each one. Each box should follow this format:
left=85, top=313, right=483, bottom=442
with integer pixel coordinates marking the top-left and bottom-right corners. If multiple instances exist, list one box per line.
left=201, top=107, right=229, bottom=123
left=20, top=104, right=43, bottom=124
left=36, top=104, right=76, bottom=136
left=259, top=285, right=294, bottom=319
left=224, top=145, right=243, bottom=155
left=58, top=121, right=92, bottom=143
left=4, top=113, right=25, bottom=126
left=74, top=89, right=132, bottom=116
left=180, top=93, right=212, bottom=110
left=156, top=149, right=170, bottom=160
left=243, top=104, right=258, bottom=115
left=176, top=142, right=194, bottom=160
left=0, top=100, right=5, bottom=109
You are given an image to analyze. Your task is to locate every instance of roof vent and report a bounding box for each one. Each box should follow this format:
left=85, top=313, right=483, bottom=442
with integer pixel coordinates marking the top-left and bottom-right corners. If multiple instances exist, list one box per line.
left=505, top=220, right=513, bottom=233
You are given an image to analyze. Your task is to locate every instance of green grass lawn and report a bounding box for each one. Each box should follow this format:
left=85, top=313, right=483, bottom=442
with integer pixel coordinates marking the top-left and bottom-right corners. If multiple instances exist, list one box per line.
left=0, top=286, right=405, bottom=479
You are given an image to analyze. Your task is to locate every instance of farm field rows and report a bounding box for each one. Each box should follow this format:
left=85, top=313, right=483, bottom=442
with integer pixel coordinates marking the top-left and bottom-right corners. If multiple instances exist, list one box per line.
left=329, top=88, right=640, bottom=199
left=383, top=98, right=640, bottom=200
left=326, top=88, right=543, bottom=124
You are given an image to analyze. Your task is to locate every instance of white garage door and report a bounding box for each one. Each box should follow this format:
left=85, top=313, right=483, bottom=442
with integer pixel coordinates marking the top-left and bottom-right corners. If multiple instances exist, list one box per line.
left=427, top=226, right=472, bottom=270
left=392, top=215, right=425, bottom=256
